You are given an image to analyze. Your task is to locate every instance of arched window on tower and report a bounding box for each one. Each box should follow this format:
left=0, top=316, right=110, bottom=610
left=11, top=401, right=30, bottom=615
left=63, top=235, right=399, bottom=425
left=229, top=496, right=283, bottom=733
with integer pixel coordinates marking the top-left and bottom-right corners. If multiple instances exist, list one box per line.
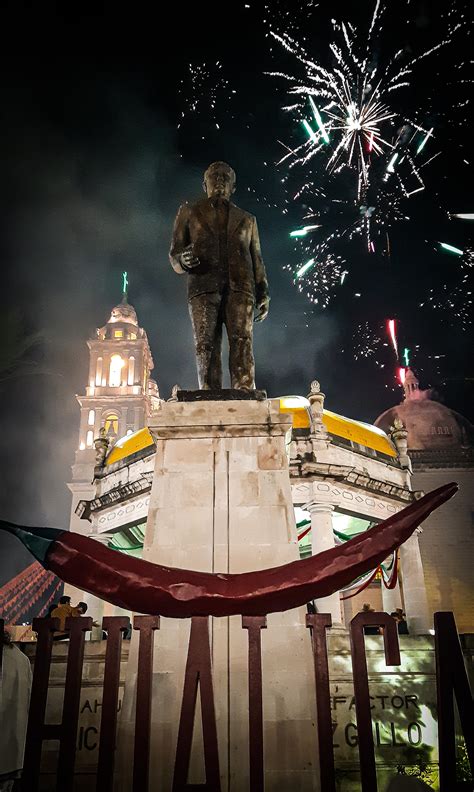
left=86, top=430, right=94, bottom=447
left=88, top=409, right=95, bottom=426
left=104, top=413, right=119, bottom=440
left=109, top=354, right=124, bottom=387
left=96, top=357, right=103, bottom=386
left=128, top=355, right=135, bottom=386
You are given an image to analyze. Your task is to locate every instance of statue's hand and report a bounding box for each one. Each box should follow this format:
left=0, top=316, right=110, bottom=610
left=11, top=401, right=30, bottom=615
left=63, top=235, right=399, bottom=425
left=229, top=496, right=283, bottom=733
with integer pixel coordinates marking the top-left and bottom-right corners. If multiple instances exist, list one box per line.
left=180, top=244, right=200, bottom=270
left=254, top=294, right=270, bottom=323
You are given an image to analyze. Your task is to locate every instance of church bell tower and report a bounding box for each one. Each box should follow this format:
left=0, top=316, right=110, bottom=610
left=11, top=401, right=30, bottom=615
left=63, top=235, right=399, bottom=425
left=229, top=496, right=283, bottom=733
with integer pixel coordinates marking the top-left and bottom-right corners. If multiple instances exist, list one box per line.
left=68, top=273, right=158, bottom=534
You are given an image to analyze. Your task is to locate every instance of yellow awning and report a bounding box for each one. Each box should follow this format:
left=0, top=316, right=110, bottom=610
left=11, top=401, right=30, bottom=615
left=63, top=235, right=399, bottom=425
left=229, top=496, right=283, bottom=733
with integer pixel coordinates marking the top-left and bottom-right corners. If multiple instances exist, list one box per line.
left=279, top=395, right=311, bottom=429
left=105, top=427, right=154, bottom=466
left=105, top=397, right=396, bottom=469
left=278, top=397, right=396, bottom=457
left=322, top=409, right=396, bottom=457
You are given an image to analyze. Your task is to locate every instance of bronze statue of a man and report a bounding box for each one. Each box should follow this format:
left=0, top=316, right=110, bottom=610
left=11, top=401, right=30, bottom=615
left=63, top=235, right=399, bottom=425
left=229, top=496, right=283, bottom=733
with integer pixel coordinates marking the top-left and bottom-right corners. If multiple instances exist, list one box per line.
left=169, top=161, right=270, bottom=390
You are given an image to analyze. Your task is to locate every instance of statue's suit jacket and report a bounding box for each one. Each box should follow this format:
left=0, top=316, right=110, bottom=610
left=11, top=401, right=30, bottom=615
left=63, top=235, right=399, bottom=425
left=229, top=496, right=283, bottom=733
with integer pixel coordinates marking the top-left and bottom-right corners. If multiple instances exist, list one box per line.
left=169, top=197, right=269, bottom=302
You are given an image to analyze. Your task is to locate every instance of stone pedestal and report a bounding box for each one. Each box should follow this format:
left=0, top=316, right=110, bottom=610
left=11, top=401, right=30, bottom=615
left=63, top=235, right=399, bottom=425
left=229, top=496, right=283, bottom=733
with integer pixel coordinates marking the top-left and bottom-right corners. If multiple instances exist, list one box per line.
left=117, top=398, right=317, bottom=791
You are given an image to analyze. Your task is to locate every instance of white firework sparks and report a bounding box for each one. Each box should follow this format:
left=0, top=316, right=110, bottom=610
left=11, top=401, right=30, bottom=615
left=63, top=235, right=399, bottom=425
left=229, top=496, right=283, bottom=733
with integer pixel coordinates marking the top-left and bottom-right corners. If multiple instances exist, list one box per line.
left=290, top=246, right=346, bottom=308
left=423, top=246, right=474, bottom=329
left=268, top=2, right=461, bottom=193
left=177, top=62, right=236, bottom=132
left=268, top=1, right=469, bottom=307
left=353, top=322, right=382, bottom=359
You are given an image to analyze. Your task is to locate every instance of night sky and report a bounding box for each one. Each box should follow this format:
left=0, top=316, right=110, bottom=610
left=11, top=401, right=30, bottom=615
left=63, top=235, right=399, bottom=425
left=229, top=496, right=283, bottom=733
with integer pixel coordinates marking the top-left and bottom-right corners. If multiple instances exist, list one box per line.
left=1, top=1, right=472, bottom=584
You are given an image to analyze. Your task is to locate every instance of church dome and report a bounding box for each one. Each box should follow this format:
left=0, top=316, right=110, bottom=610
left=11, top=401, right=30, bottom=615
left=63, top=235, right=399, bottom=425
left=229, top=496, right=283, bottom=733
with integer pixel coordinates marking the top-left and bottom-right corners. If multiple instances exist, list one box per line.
left=108, top=300, right=138, bottom=326
left=375, top=369, right=473, bottom=451
left=96, top=297, right=144, bottom=341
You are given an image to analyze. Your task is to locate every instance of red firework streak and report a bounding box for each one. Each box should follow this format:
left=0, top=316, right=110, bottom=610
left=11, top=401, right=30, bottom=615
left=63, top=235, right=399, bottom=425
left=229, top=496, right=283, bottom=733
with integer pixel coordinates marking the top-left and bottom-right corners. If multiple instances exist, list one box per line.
left=387, top=318, right=399, bottom=359
left=0, top=483, right=457, bottom=618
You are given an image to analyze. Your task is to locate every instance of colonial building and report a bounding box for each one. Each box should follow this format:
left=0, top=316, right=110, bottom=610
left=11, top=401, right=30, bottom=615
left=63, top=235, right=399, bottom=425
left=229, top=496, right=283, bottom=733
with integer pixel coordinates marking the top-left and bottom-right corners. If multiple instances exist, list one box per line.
left=375, top=368, right=474, bottom=633
left=75, top=378, right=435, bottom=635
left=67, top=304, right=472, bottom=637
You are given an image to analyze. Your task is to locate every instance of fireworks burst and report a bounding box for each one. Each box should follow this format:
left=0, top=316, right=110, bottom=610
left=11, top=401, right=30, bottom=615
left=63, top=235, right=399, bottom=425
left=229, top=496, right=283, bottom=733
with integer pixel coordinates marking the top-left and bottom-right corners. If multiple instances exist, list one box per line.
left=267, top=2, right=453, bottom=193
left=268, top=1, right=470, bottom=307
left=293, top=249, right=345, bottom=307
left=177, top=62, right=236, bottom=133
left=352, top=321, right=384, bottom=360
left=422, top=244, right=474, bottom=329
left=264, top=0, right=319, bottom=37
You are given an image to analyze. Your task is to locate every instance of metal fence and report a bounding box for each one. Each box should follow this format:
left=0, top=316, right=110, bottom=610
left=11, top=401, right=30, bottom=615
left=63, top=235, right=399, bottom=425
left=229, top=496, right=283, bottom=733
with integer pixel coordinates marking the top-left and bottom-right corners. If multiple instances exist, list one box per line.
left=1, top=611, right=472, bottom=792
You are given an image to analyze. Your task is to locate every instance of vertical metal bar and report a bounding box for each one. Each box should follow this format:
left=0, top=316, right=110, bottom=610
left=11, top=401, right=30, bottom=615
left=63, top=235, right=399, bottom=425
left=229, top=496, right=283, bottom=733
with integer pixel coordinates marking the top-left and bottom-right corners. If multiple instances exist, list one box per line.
left=56, top=616, right=92, bottom=791
left=22, top=617, right=59, bottom=792
left=306, top=613, right=335, bottom=792
left=96, top=616, right=130, bottom=792
left=132, top=615, right=160, bottom=792
left=349, top=612, right=400, bottom=792
left=173, top=616, right=221, bottom=791
left=434, top=611, right=474, bottom=791
left=242, top=615, right=267, bottom=792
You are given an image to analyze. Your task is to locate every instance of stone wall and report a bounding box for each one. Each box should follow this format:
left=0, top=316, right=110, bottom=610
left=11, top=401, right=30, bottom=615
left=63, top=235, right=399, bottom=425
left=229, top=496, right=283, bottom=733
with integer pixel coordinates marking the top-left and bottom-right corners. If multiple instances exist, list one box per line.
left=413, top=468, right=474, bottom=633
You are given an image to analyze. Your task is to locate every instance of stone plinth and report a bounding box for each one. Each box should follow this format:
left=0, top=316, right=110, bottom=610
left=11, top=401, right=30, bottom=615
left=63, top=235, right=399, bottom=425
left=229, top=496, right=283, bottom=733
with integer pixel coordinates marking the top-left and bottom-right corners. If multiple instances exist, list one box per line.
left=117, top=398, right=317, bottom=791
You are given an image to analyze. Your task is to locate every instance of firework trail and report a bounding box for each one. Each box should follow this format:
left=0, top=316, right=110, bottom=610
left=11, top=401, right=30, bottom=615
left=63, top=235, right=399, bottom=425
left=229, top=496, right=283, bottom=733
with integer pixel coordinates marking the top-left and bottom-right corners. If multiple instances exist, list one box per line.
left=387, top=318, right=399, bottom=359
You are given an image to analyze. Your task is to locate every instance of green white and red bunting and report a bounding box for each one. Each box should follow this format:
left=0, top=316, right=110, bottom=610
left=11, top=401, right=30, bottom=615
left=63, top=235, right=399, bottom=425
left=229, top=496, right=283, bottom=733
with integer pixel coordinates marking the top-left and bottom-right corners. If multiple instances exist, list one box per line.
left=297, top=520, right=398, bottom=597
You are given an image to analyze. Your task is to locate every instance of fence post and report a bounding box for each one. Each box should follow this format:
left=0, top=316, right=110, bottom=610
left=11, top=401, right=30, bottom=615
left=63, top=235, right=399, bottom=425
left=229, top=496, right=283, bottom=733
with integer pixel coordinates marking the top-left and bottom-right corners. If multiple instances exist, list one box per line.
left=132, top=615, right=160, bottom=792
left=434, top=611, right=474, bottom=791
left=242, top=615, right=267, bottom=792
left=306, top=613, right=335, bottom=792
left=22, top=617, right=59, bottom=791
left=350, top=612, right=400, bottom=792
left=96, top=616, right=130, bottom=792
left=56, top=616, right=93, bottom=791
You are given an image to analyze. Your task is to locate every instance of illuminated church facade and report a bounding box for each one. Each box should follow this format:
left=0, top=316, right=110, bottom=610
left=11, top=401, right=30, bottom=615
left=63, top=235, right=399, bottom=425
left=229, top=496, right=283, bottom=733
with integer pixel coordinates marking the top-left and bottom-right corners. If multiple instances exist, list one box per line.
left=67, top=288, right=160, bottom=537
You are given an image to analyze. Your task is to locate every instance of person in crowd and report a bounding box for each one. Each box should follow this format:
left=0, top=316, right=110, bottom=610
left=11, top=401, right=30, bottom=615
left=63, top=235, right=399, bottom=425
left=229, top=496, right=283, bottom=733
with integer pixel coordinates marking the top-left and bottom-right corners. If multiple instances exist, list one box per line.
left=74, top=602, right=100, bottom=626
left=74, top=602, right=105, bottom=638
left=0, top=629, right=32, bottom=791
left=73, top=601, right=87, bottom=616
left=51, top=595, right=75, bottom=640
left=391, top=608, right=409, bottom=634
left=46, top=600, right=57, bottom=617
left=362, top=603, right=381, bottom=635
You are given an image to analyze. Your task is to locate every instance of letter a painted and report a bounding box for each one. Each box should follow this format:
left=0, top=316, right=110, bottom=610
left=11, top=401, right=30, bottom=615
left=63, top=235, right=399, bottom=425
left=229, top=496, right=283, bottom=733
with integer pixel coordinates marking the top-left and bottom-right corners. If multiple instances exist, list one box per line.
left=173, top=617, right=221, bottom=791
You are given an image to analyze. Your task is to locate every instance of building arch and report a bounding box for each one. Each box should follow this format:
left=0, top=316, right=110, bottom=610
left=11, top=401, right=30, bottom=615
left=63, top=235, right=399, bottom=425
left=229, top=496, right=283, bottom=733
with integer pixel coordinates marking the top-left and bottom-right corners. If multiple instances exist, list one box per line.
left=103, top=412, right=120, bottom=440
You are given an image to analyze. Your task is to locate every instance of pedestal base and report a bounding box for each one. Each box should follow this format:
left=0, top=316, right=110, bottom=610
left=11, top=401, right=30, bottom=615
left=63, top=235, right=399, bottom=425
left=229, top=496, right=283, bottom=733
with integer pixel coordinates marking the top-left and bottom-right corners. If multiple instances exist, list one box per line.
left=117, top=399, right=318, bottom=790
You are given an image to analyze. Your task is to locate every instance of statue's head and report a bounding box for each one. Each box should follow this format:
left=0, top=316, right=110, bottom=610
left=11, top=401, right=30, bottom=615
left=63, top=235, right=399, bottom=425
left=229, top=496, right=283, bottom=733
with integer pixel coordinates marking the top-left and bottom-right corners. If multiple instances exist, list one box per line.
left=203, top=161, right=236, bottom=200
